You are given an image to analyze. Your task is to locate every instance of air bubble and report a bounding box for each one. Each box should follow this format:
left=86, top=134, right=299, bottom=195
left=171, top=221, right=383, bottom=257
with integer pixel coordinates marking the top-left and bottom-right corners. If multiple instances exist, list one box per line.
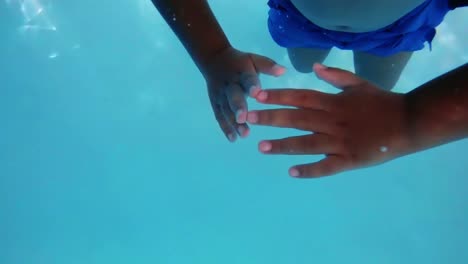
left=48, top=52, right=58, bottom=59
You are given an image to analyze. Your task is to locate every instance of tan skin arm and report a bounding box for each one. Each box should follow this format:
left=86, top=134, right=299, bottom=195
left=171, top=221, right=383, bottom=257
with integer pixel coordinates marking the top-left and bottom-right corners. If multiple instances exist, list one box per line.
left=405, top=63, right=468, bottom=153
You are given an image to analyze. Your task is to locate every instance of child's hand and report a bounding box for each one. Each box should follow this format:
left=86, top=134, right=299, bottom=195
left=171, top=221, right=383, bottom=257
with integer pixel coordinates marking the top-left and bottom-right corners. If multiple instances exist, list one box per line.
left=247, top=64, right=409, bottom=178
left=202, top=47, right=285, bottom=142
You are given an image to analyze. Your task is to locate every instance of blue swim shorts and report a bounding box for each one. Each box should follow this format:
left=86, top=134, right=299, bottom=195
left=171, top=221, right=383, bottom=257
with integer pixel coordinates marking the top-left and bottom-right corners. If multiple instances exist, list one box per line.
left=267, top=0, right=451, bottom=56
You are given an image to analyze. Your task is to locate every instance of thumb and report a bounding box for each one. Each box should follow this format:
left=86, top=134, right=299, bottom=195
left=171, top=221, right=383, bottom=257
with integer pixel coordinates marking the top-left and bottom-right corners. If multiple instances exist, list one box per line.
left=249, top=53, right=286, bottom=77
left=313, top=63, right=366, bottom=90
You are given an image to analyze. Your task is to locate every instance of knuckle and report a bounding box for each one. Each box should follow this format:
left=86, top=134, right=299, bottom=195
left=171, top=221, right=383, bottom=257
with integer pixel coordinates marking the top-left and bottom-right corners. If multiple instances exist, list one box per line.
left=322, top=96, right=337, bottom=110
left=332, top=120, right=349, bottom=137
left=297, top=166, right=312, bottom=177
left=232, top=95, right=246, bottom=106
left=338, top=135, right=352, bottom=156
left=277, top=140, right=289, bottom=153
left=296, top=93, right=311, bottom=105
left=282, top=109, right=297, bottom=122
left=339, top=139, right=358, bottom=167
left=257, top=111, right=270, bottom=124
left=227, top=88, right=246, bottom=102
left=295, top=112, right=313, bottom=129
left=317, top=163, right=337, bottom=177
left=303, top=137, right=316, bottom=151
left=324, top=164, right=338, bottom=176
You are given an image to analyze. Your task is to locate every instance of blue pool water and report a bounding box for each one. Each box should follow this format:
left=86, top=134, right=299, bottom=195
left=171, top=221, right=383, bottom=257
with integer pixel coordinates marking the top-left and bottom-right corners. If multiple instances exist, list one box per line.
left=1, top=1, right=467, bottom=263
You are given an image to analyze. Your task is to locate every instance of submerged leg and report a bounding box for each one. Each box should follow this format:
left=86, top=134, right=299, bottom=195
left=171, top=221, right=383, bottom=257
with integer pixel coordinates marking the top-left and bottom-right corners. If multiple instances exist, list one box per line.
left=287, top=47, right=331, bottom=73
left=353, top=51, right=413, bottom=90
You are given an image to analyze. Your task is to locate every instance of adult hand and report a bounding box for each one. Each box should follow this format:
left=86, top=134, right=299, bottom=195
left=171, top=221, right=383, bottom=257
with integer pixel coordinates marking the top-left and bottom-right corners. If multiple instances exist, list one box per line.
left=203, top=47, right=285, bottom=142
left=247, top=63, right=411, bottom=178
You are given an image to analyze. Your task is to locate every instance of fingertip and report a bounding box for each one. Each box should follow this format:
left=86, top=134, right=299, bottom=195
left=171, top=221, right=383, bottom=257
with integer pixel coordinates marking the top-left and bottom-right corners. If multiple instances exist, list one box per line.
left=313, top=63, right=328, bottom=72
left=241, top=128, right=250, bottom=138
left=289, top=167, right=300, bottom=177
left=236, top=110, right=247, bottom=123
left=237, top=126, right=250, bottom=138
left=312, top=63, right=362, bottom=89
left=313, top=63, right=327, bottom=78
left=249, top=86, right=261, bottom=98
left=255, top=91, right=268, bottom=102
left=258, top=140, right=272, bottom=153
left=227, top=133, right=237, bottom=142
left=246, top=111, right=259, bottom=124
left=272, top=64, right=286, bottom=76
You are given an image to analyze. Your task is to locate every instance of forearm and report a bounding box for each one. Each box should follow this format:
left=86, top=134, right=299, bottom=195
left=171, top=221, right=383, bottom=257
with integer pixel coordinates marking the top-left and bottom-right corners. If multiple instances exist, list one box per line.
left=151, top=0, right=231, bottom=74
left=404, top=63, right=468, bottom=152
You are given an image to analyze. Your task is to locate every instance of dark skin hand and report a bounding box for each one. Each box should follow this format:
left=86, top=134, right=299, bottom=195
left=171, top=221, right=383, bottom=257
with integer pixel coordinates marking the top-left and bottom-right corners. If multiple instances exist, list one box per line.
left=247, top=63, right=468, bottom=178
left=151, top=0, right=285, bottom=142
left=203, top=47, right=285, bottom=141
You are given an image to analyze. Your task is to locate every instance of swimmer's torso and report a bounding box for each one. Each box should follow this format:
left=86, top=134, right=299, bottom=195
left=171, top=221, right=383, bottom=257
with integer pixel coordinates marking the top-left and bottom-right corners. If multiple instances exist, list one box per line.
left=289, top=0, right=427, bottom=32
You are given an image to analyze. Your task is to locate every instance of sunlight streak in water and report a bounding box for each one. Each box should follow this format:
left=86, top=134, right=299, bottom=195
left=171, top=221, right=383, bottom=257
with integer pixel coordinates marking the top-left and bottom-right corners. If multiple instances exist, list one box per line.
left=6, top=0, right=57, bottom=32
left=6, top=0, right=83, bottom=58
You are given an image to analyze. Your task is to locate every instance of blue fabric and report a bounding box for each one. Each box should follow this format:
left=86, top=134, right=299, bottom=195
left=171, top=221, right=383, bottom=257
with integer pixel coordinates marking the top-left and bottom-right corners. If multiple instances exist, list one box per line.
left=267, top=0, right=451, bottom=56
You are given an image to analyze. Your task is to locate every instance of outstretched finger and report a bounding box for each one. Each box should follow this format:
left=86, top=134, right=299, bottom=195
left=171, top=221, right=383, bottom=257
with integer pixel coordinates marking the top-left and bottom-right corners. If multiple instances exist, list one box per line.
left=249, top=53, right=286, bottom=77
left=313, top=63, right=367, bottom=90
left=247, top=109, right=334, bottom=133
left=258, top=134, right=339, bottom=155
left=289, top=155, right=349, bottom=178
left=255, top=88, right=334, bottom=110
left=211, top=100, right=237, bottom=142
left=225, top=83, right=248, bottom=123
left=239, top=72, right=261, bottom=98
left=221, top=97, right=250, bottom=138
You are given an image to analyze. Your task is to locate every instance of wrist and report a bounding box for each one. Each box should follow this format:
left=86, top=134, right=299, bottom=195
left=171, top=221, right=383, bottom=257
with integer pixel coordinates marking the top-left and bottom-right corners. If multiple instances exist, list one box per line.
left=198, top=44, right=233, bottom=78
left=384, top=93, right=416, bottom=159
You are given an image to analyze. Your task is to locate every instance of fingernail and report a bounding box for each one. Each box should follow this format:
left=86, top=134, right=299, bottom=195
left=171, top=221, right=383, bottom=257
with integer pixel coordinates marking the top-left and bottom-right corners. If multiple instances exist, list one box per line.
left=272, top=64, right=286, bottom=76
left=241, top=128, right=250, bottom=137
left=256, top=91, right=268, bottom=102
left=236, top=110, right=246, bottom=123
left=238, top=126, right=249, bottom=138
left=227, top=133, right=236, bottom=142
left=259, top=141, right=272, bottom=152
left=314, top=63, right=327, bottom=71
left=250, top=86, right=261, bottom=97
left=289, top=167, right=300, bottom=177
left=247, top=111, right=258, bottom=123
